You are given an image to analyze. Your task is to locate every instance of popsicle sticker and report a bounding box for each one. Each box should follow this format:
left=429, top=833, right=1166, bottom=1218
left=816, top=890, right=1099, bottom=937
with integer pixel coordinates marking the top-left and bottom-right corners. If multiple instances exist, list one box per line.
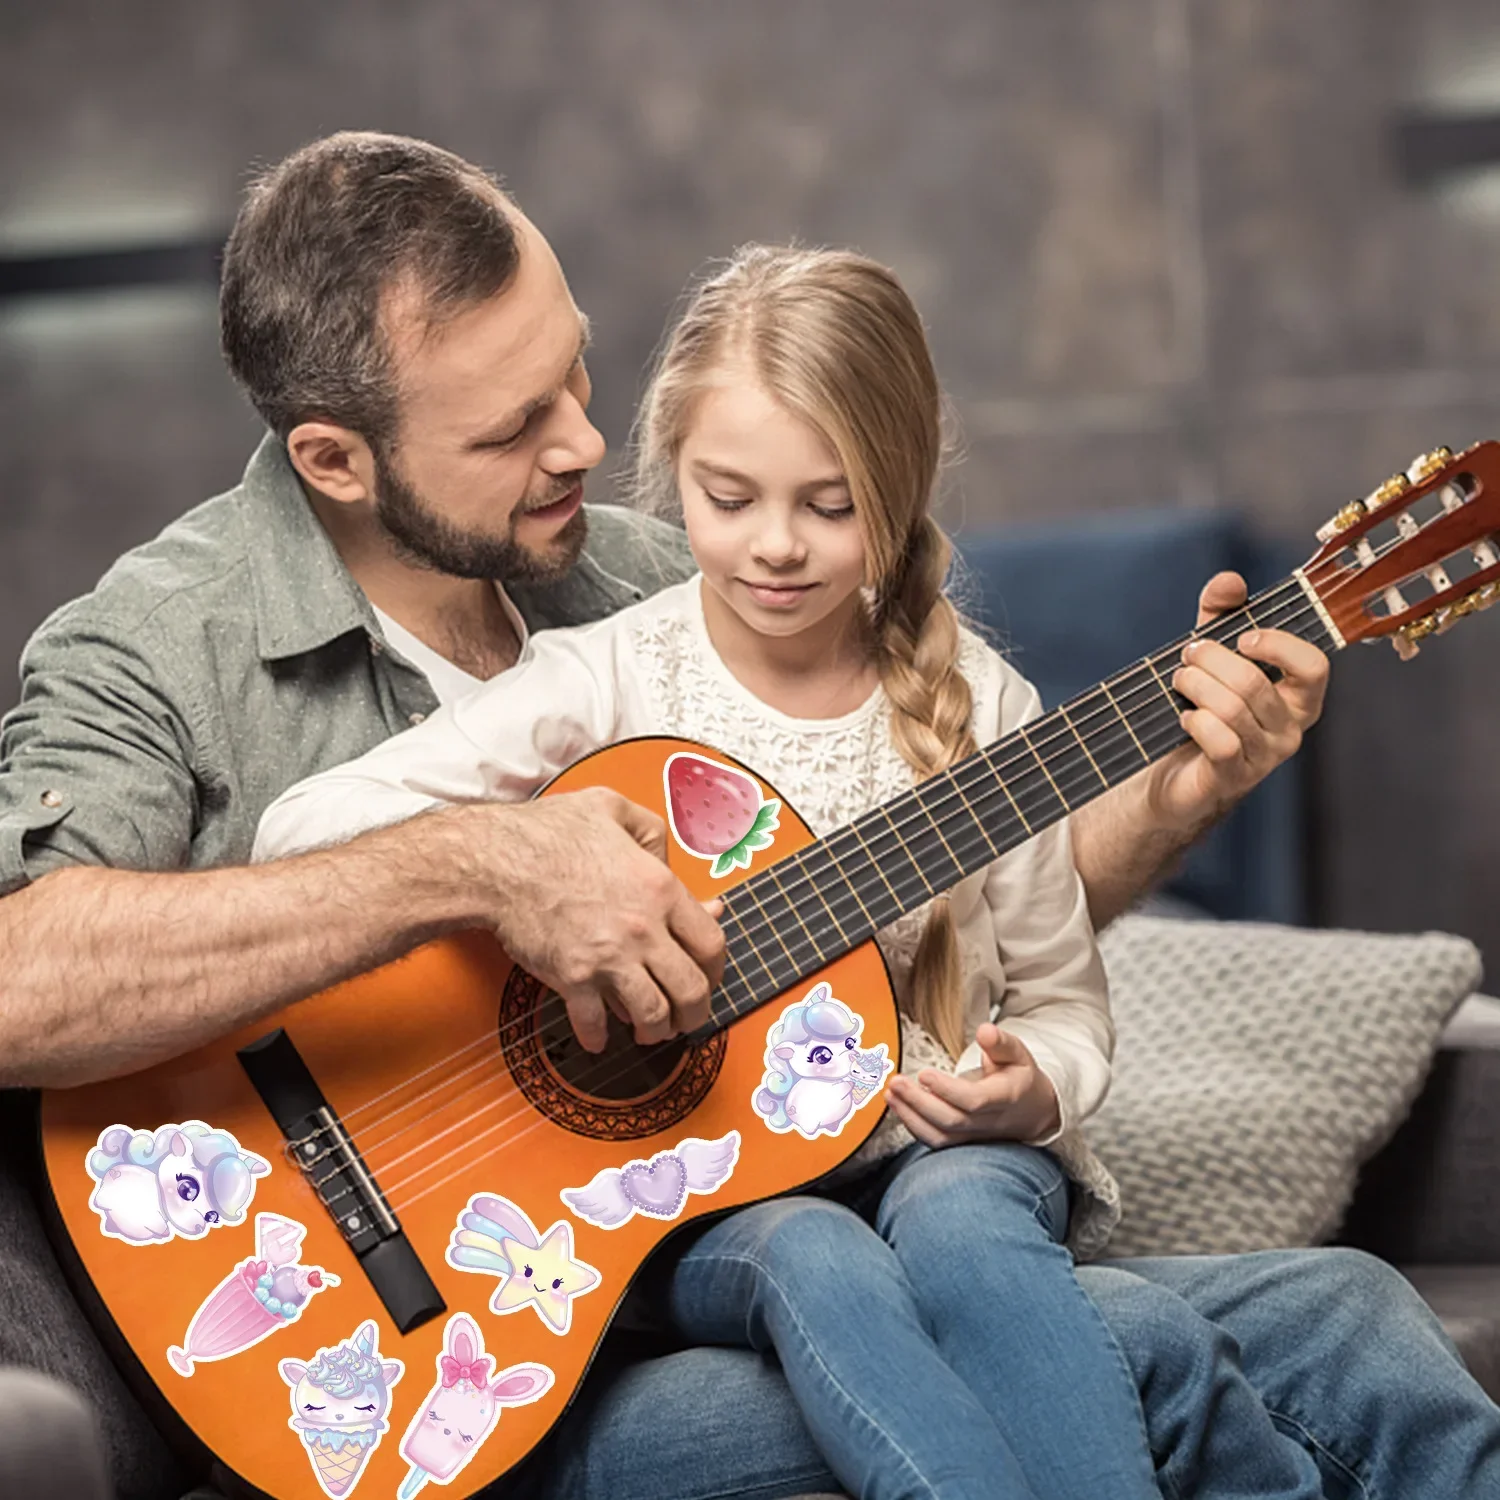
left=167, top=1213, right=339, bottom=1376
left=395, top=1313, right=553, bottom=1497
left=280, top=1319, right=403, bottom=1498
left=86, top=1120, right=269, bottom=1246
left=664, top=752, right=780, bottom=877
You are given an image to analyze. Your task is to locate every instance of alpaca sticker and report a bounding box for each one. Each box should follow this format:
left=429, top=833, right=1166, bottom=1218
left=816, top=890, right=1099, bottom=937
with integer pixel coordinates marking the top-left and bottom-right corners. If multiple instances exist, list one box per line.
left=395, top=1313, right=553, bottom=1497
left=664, top=752, right=780, bottom=877
left=561, top=1131, right=741, bottom=1230
left=167, top=1213, right=339, bottom=1376
left=753, top=983, right=892, bottom=1139
left=446, top=1195, right=601, bottom=1336
left=279, top=1319, right=403, bottom=1497
left=85, top=1120, right=269, bottom=1245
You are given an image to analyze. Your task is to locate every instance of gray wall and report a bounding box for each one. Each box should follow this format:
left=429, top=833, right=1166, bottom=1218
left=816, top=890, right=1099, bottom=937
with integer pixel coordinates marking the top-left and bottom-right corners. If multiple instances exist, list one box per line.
left=3, top=1, right=1499, bottom=970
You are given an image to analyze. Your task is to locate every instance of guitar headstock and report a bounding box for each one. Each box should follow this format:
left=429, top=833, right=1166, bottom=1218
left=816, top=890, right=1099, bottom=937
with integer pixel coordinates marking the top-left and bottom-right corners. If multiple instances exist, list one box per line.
left=1301, top=441, right=1500, bottom=658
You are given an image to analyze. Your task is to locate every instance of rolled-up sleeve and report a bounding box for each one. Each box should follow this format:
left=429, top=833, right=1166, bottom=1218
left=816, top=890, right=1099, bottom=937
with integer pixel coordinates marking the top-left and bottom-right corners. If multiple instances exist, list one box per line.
left=0, top=605, right=197, bottom=893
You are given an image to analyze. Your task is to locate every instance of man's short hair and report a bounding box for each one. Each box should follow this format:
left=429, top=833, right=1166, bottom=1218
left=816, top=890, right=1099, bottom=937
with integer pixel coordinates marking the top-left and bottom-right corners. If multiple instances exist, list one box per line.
left=219, top=131, right=521, bottom=448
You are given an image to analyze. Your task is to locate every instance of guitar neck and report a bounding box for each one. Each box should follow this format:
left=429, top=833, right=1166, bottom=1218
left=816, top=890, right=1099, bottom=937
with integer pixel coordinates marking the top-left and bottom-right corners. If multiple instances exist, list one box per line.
left=704, top=570, right=1340, bottom=1030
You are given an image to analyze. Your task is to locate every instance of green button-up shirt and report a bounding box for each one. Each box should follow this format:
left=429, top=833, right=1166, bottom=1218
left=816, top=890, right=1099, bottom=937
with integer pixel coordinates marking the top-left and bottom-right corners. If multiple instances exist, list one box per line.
left=0, top=435, right=695, bottom=894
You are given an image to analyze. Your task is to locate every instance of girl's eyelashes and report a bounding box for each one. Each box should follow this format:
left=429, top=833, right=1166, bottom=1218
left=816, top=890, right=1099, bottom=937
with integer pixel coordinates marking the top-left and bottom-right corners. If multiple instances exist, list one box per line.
left=701, top=491, right=854, bottom=521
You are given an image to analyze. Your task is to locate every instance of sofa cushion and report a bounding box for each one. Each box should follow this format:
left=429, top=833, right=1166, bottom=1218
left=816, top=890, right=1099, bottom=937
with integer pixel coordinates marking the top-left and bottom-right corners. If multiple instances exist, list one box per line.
left=1087, top=916, right=1482, bottom=1258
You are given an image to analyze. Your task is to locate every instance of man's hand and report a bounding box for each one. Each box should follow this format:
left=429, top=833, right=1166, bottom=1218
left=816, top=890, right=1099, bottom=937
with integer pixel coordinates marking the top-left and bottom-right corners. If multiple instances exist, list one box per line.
left=1146, top=571, right=1330, bottom=834
left=885, top=1023, right=1060, bottom=1148
left=455, top=788, right=725, bottom=1054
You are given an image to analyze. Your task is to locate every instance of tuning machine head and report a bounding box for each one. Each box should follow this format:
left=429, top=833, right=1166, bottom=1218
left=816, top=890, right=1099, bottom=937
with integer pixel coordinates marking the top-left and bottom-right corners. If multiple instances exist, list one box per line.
left=1315, top=447, right=1455, bottom=544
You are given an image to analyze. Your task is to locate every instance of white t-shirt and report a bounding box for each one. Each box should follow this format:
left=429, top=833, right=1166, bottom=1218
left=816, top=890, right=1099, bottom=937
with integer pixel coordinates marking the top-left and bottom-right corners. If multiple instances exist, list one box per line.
left=258, top=576, right=1120, bottom=1254
left=370, top=584, right=530, bottom=710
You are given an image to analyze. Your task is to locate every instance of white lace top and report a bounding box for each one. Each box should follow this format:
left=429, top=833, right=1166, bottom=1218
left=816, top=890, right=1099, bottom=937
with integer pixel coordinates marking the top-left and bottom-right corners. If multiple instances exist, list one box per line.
left=255, top=577, right=1120, bottom=1255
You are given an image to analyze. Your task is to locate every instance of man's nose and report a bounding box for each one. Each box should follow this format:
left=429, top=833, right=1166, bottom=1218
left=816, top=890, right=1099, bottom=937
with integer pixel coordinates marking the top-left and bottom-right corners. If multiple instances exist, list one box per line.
left=540, top=391, right=606, bottom=475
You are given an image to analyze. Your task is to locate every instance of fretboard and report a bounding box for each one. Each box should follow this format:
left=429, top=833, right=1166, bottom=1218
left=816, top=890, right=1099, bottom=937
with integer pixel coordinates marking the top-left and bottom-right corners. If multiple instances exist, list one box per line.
left=704, top=570, right=1338, bottom=1030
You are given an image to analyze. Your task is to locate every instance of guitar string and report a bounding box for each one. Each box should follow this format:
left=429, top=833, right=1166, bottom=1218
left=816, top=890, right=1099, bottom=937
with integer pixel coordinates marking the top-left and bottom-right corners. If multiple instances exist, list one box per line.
left=314, top=504, right=1487, bottom=1149
left=314, top=695, right=1212, bottom=1220
left=332, top=676, right=1284, bottom=1216
left=324, top=567, right=1326, bottom=1142
left=377, top=680, right=1248, bottom=1215
left=294, top=576, right=1338, bottom=1191
left=313, top=525, right=1443, bottom=1203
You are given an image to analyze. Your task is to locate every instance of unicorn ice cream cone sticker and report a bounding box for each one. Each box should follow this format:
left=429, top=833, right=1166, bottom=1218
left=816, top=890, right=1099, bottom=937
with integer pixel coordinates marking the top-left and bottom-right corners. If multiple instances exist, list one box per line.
left=279, top=1319, right=403, bottom=1497
left=395, top=1313, right=552, bottom=1497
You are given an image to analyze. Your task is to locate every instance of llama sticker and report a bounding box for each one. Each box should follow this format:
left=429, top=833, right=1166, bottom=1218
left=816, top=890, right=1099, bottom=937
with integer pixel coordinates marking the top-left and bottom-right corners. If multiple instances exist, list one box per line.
left=753, top=983, right=892, bottom=1140
left=664, top=752, right=780, bottom=877
left=446, top=1195, right=601, bottom=1336
left=279, top=1319, right=403, bottom=1497
left=167, top=1212, right=339, bottom=1376
left=395, top=1313, right=553, bottom=1497
left=85, top=1120, right=269, bottom=1245
left=561, top=1131, right=741, bottom=1230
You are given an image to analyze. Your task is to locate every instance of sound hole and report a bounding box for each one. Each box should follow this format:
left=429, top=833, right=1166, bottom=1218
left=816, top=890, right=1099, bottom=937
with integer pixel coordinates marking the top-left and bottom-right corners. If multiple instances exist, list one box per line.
left=498, top=967, right=725, bottom=1141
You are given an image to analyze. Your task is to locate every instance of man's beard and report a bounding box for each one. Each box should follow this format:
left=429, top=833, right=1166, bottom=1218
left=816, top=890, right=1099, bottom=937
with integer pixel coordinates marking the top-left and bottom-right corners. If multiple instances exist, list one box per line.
left=371, top=447, right=588, bottom=585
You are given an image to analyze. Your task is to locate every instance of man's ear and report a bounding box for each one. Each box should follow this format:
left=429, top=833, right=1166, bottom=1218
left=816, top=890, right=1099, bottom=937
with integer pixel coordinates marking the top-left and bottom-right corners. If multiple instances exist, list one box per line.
left=285, top=421, right=378, bottom=506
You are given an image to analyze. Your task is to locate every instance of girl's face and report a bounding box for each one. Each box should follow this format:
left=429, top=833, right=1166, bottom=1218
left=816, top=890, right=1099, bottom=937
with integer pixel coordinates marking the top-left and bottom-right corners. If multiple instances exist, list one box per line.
left=676, top=375, right=868, bottom=645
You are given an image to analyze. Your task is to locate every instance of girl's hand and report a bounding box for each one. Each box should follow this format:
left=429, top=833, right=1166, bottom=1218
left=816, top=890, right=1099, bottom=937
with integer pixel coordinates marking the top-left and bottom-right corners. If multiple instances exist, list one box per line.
left=885, top=1022, right=1061, bottom=1149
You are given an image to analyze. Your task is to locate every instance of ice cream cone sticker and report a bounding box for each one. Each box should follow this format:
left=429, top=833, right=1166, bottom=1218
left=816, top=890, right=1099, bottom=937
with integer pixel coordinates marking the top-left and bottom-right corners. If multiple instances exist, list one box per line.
left=279, top=1319, right=403, bottom=1497
left=167, top=1213, right=338, bottom=1376
left=664, top=752, right=780, bottom=877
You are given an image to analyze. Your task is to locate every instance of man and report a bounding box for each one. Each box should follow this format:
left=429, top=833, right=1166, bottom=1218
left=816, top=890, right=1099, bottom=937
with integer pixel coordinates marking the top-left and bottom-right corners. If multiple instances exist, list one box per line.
left=0, top=133, right=1493, bottom=1500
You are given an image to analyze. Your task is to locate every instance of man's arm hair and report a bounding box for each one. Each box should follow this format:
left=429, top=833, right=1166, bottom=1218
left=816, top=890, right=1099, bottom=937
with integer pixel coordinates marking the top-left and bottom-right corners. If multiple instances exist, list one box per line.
left=0, top=813, right=488, bottom=1088
left=1069, top=773, right=1211, bottom=933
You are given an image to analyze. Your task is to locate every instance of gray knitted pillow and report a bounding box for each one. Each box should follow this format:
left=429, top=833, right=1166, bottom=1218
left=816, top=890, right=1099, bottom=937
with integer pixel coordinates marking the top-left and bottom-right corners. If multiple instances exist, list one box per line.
left=1086, top=915, right=1483, bottom=1258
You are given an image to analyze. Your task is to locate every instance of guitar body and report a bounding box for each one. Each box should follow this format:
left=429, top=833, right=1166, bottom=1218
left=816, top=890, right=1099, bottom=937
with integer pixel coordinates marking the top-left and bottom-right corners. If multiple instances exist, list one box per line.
left=40, top=737, right=901, bottom=1500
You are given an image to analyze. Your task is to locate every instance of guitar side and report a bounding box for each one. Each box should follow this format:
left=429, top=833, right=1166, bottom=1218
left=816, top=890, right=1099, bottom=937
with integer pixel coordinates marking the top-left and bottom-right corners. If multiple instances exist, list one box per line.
left=40, top=737, right=903, bottom=1500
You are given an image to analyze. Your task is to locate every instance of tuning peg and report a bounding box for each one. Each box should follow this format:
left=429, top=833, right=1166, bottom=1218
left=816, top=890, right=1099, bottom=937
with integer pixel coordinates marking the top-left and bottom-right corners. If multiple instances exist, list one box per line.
left=1405, top=447, right=1454, bottom=484
left=1316, top=501, right=1367, bottom=542
left=1363, top=472, right=1411, bottom=512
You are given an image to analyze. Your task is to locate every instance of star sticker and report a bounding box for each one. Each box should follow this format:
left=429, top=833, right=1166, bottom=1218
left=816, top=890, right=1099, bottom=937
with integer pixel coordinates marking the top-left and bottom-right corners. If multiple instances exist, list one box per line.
left=490, top=1221, right=601, bottom=1335
left=446, top=1193, right=602, bottom=1339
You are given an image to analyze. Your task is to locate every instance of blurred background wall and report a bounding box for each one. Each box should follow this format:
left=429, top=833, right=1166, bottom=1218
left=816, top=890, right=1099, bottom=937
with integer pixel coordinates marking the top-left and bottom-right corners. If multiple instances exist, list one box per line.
left=2, top=0, right=1498, bottom=967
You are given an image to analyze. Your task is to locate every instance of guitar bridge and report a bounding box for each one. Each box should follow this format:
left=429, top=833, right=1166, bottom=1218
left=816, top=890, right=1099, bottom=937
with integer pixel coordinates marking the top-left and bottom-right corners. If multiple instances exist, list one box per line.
left=237, top=1028, right=445, bottom=1334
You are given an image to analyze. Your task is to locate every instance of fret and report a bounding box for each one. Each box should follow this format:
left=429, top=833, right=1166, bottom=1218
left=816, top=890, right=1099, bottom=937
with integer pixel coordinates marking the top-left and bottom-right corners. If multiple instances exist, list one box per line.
left=973, top=743, right=1034, bottom=838
left=868, top=804, right=938, bottom=902
left=905, top=778, right=968, bottom=887
left=781, top=843, right=855, bottom=947
left=697, top=571, right=1339, bottom=1028
left=737, top=874, right=820, bottom=982
left=1053, top=702, right=1109, bottom=801
left=793, top=839, right=883, bottom=942
left=843, top=823, right=905, bottom=911
left=1012, top=724, right=1073, bottom=826
left=940, top=769, right=1000, bottom=861
left=720, top=899, right=783, bottom=992
left=821, top=826, right=903, bottom=930
left=763, top=866, right=829, bottom=968
left=1099, top=680, right=1151, bottom=765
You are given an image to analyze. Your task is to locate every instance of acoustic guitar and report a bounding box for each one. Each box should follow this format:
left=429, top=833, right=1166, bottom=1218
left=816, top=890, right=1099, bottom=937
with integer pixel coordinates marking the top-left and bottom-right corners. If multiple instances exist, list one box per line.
left=40, top=443, right=1500, bottom=1499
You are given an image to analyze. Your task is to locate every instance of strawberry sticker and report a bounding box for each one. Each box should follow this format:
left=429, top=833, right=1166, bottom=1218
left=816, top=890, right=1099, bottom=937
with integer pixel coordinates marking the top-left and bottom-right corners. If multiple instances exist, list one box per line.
left=664, top=752, right=782, bottom=878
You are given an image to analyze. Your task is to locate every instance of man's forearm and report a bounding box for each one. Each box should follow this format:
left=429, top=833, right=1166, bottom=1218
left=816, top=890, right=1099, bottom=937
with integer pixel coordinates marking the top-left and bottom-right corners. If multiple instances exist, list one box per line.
left=0, top=814, right=489, bottom=1089
left=1071, top=772, right=1211, bottom=932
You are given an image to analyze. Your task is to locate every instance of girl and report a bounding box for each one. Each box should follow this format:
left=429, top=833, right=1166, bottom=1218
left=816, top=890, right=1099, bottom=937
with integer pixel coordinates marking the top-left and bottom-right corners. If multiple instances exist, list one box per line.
left=256, top=245, right=1154, bottom=1500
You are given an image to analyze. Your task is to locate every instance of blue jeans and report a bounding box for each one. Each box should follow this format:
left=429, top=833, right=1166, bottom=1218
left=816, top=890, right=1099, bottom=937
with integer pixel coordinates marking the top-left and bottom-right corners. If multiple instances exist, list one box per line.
left=661, top=1143, right=1160, bottom=1500
left=518, top=1157, right=1500, bottom=1500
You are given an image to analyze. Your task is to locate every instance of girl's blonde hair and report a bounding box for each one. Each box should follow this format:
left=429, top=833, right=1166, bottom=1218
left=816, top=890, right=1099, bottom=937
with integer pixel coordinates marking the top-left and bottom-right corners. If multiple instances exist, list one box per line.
left=630, top=244, right=975, bottom=1058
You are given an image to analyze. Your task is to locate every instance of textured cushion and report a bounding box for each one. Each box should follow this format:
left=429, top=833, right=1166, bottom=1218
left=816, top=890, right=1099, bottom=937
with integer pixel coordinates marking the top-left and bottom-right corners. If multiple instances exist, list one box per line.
left=1087, top=916, right=1483, bottom=1258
